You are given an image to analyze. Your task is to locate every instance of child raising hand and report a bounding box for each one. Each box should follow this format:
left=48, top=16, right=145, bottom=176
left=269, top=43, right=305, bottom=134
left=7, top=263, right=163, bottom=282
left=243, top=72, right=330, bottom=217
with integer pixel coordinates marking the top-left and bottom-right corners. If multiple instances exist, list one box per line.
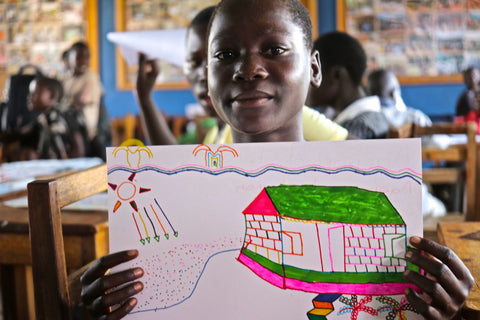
left=81, top=1, right=473, bottom=319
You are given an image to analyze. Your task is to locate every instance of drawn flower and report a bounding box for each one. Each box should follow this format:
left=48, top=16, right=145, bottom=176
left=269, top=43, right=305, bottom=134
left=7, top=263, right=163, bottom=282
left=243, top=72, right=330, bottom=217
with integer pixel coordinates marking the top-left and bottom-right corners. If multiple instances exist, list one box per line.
left=337, top=294, right=378, bottom=320
left=377, top=295, right=416, bottom=320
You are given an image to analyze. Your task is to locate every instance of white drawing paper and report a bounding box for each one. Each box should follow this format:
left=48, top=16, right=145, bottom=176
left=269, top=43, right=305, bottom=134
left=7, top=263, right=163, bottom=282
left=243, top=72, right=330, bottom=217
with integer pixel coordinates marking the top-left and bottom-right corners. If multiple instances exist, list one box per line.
left=107, top=139, right=423, bottom=319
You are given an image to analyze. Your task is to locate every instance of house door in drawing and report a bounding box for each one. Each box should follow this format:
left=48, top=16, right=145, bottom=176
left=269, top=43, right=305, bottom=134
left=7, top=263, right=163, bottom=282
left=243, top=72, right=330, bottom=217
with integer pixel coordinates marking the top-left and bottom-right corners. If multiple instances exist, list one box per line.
left=315, top=224, right=345, bottom=272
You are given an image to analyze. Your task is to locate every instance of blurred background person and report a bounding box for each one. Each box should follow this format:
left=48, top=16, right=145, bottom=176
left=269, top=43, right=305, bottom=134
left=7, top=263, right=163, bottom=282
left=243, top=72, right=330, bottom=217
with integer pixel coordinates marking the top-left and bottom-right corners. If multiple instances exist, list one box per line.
left=455, top=66, right=479, bottom=117
left=367, top=69, right=432, bottom=127
left=62, top=41, right=110, bottom=160
left=19, top=75, right=87, bottom=160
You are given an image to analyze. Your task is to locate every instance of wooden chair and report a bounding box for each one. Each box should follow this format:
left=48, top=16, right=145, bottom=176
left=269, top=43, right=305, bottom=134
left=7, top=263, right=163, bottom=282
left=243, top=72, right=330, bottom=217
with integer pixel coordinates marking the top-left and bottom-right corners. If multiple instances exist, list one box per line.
left=27, top=163, right=108, bottom=320
left=110, top=113, right=137, bottom=146
left=388, top=122, right=479, bottom=224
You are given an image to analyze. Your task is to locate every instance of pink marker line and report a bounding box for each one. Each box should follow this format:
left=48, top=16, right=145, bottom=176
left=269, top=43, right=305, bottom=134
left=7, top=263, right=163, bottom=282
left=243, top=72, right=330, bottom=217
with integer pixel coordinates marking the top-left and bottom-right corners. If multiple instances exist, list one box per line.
left=238, top=253, right=419, bottom=295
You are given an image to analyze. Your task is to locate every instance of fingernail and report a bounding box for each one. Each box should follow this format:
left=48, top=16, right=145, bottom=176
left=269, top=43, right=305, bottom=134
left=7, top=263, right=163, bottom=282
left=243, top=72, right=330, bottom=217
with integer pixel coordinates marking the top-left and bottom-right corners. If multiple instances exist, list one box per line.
left=404, top=270, right=410, bottom=276
left=134, top=282, right=143, bottom=291
left=405, top=287, right=411, bottom=295
left=134, top=268, right=144, bottom=277
left=127, top=249, right=138, bottom=256
left=405, top=251, right=412, bottom=259
left=410, top=236, right=420, bottom=245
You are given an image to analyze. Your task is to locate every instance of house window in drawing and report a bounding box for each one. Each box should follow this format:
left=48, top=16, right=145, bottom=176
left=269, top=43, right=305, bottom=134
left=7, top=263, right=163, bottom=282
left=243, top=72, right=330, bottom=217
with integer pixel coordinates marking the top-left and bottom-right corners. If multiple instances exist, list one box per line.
left=237, top=185, right=416, bottom=295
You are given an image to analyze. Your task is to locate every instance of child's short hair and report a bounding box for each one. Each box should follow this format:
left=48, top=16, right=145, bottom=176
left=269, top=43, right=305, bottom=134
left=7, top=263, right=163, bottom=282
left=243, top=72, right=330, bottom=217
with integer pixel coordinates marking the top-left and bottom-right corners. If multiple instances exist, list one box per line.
left=70, top=41, right=90, bottom=56
left=314, top=31, right=367, bottom=86
left=35, top=76, right=64, bottom=103
left=210, top=0, right=313, bottom=51
left=189, top=5, right=216, bottom=29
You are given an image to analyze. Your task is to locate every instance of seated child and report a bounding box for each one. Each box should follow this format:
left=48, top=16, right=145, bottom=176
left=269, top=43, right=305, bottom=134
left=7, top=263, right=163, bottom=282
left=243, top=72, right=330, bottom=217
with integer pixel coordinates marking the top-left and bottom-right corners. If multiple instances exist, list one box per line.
left=19, top=75, right=88, bottom=160
left=81, top=0, right=473, bottom=319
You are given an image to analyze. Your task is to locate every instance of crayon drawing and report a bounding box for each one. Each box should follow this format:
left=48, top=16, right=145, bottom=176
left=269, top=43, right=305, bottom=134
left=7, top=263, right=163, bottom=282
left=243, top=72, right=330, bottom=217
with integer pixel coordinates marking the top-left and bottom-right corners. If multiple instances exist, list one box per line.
left=107, top=139, right=423, bottom=319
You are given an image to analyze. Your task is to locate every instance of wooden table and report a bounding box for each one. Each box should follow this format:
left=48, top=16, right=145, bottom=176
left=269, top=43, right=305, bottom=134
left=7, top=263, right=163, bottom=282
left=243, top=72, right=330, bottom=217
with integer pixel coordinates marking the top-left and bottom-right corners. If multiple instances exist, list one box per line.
left=438, top=221, right=480, bottom=320
left=0, top=200, right=108, bottom=320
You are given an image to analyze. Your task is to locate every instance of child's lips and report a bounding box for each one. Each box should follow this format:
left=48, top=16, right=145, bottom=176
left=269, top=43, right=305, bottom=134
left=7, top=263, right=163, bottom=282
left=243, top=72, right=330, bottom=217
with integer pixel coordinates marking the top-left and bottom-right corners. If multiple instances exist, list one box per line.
left=231, top=91, right=272, bottom=108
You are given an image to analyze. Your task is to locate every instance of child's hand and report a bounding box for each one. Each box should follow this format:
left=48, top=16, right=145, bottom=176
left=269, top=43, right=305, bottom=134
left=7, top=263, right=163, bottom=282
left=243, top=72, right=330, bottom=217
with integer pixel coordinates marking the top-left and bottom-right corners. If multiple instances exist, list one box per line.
left=80, top=250, right=144, bottom=319
left=403, top=236, right=474, bottom=319
left=136, top=53, right=159, bottom=103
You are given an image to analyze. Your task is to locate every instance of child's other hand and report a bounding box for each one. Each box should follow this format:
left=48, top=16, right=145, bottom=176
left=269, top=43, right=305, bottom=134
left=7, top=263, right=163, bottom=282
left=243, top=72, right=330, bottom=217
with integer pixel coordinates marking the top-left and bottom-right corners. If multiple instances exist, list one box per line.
left=80, top=250, right=144, bottom=320
left=403, top=236, right=474, bottom=319
left=136, top=53, right=159, bottom=102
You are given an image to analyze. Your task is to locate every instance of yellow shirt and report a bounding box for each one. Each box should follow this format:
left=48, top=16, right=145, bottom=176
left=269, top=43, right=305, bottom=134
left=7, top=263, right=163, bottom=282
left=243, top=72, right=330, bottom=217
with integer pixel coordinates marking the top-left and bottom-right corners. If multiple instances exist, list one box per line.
left=203, top=106, right=348, bottom=144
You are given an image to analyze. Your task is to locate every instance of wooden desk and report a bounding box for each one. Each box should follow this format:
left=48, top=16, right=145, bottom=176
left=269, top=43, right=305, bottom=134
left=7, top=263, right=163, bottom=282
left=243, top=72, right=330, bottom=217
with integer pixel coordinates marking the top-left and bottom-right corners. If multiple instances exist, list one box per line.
left=0, top=200, right=108, bottom=320
left=437, top=221, right=480, bottom=319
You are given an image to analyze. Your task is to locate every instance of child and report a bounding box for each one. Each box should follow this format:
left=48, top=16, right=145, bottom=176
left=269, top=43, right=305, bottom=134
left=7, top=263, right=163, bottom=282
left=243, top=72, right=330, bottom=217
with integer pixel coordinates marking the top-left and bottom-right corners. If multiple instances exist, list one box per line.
left=136, top=6, right=350, bottom=146
left=19, top=75, right=86, bottom=159
left=81, top=1, right=473, bottom=319
left=63, top=41, right=110, bottom=159
left=366, top=69, right=432, bottom=127
left=455, top=66, right=480, bottom=117
left=306, top=32, right=389, bottom=139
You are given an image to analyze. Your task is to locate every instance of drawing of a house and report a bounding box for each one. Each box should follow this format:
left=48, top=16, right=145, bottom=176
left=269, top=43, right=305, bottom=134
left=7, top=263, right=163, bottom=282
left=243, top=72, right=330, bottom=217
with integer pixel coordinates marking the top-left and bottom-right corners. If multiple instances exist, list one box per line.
left=237, top=185, right=419, bottom=295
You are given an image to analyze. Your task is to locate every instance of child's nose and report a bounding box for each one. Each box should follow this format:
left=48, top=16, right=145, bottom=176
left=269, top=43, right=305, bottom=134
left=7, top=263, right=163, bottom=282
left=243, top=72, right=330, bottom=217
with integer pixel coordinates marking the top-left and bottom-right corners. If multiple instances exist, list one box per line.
left=233, top=54, right=268, bottom=81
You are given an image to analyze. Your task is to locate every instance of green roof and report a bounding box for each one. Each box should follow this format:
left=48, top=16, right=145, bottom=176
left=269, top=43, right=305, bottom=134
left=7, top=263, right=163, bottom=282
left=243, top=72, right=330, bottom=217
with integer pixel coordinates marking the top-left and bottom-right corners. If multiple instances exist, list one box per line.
left=265, top=185, right=404, bottom=225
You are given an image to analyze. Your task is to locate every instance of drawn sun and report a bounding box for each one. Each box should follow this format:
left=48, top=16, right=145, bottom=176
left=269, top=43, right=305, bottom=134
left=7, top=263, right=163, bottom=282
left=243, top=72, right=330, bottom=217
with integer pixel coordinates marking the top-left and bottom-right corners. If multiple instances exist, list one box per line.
left=109, top=172, right=151, bottom=213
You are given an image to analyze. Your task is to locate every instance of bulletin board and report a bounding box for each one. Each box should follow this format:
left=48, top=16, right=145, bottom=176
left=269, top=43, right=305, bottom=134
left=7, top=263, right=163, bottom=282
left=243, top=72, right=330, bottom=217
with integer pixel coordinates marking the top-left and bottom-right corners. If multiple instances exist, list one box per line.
left=337, top=0, right=480, bottom=84
left=0, top=0, right=98, bottom=78
left=114, top=0, right=318, bottom=90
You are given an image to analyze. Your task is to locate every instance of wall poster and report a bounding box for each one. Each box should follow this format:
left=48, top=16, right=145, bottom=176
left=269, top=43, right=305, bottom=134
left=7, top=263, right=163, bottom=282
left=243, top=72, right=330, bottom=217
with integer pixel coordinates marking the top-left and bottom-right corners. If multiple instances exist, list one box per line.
left=338, top=0, right=480, bottom=84
left=0, top=0, right=98, bottom=77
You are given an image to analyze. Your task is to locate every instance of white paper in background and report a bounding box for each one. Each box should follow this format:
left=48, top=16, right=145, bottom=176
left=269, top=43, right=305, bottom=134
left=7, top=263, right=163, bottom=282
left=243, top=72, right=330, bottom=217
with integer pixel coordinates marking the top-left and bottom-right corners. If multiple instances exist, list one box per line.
left=107, top=139, right=423, bottom=320
left=106, top=29, right=187, bottom=67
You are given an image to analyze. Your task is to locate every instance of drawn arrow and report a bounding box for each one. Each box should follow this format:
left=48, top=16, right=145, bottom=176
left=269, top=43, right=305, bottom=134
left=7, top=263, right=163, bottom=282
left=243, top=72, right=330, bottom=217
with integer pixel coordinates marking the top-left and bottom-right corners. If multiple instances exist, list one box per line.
left=150, top=204, right=169, bottom=239
left=154, top=198, right=179, bottom=237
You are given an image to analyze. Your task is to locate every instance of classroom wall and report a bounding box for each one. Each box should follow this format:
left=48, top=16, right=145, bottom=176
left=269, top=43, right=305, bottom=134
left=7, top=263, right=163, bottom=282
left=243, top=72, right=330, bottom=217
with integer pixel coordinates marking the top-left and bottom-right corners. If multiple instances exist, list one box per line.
left=99, top=1, right=196, bottom=118
left=99, top=0, right=465, bottom=119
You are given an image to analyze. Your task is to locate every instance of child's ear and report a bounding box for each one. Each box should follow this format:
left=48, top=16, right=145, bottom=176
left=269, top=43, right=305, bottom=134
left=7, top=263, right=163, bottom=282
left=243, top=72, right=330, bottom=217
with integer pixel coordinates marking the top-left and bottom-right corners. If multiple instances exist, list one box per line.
left=310, top=50, right=322, bottom=88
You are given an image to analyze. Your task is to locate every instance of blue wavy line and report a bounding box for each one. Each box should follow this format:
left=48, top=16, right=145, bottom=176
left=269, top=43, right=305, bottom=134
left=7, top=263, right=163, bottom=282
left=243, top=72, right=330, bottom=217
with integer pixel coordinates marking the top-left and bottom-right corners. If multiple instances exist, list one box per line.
left=130, top=247, right=241, bottom=314
left=108, top=167, right=421, bottom=185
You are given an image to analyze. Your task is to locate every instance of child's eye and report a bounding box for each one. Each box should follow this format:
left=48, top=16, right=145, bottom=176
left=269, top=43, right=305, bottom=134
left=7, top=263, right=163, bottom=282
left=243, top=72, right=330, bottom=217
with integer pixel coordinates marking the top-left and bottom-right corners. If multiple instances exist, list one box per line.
left=265, top=47, right=286, bottom=56
left=214, top=50, right=234, bottom=60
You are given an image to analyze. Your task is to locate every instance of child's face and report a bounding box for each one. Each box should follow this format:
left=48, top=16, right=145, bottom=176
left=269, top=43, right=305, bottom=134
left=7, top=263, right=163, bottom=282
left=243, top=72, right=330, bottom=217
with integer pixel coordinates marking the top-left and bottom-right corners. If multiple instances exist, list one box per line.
left=184, top=24, right=216, bottom=117
left=70, top=47, right=89, bottom=76
left=208, top=0, right=320, bottom=137
left=28, top=81, right=55, bottom=112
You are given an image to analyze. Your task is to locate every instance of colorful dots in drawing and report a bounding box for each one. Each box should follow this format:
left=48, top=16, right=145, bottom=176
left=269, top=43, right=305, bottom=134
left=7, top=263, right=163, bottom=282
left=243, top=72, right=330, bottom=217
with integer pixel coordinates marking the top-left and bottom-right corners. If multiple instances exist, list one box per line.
left=132, top=237, right=243, bottom=310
